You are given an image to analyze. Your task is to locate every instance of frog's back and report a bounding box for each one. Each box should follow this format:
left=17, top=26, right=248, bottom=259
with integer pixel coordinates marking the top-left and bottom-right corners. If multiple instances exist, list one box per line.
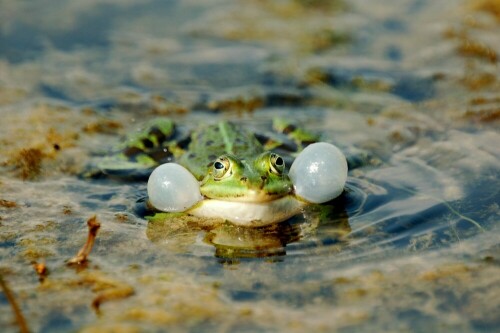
left=179, top=121, right=264, bottom=180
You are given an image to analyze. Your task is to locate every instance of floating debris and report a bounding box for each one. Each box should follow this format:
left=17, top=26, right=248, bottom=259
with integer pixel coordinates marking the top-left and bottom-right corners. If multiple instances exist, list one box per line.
left=464, top=95, right=500, bottom=122
left=91, top=282, right=135, bottom=313
left=82, top=119, right=123, bottom=134
left=0, top=199, right=17, bottom=208
left=206, top=95, right=264, bottom=114
left=62, top=206, right=73, bottom=215
left=457, top=39, right=498, bottom=63
left=67, top=215, right=101, bottom=265
left=114, top=213, right=129, bottom=222
left=150, top=95, right=189, bottom=115
left=16, top=148, right=44, bottom=180
left=32, top=261, right=49, bottom=282
left=472, top=0, right=500, bottom=22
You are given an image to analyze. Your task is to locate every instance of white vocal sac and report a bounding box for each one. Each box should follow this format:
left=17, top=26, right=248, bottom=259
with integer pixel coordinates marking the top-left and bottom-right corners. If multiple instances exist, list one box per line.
left=147, top=163, right=202, bottom=212
left=289, top=142, right=348, bottom=204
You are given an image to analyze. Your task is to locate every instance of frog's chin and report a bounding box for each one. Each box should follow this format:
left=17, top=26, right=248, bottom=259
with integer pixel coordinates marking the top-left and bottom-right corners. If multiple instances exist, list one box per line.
left=187, top=196, right=305, bottom=227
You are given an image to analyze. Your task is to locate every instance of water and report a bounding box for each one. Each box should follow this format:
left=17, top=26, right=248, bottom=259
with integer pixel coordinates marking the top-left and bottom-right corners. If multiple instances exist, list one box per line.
left=0, top=0, right=499, bottom=332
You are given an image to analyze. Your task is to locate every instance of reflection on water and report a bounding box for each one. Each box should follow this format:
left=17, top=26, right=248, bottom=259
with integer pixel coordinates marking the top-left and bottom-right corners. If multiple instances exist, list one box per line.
left=0, top=0, right=499, bottom=332
left=146, top=193, right=352, bottom=260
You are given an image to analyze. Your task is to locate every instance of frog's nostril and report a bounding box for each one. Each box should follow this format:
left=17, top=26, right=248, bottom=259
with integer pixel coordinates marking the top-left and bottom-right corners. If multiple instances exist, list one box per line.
left=240, top=177, right=247, bottom=182
left=261, top=176, right=267, bottom=181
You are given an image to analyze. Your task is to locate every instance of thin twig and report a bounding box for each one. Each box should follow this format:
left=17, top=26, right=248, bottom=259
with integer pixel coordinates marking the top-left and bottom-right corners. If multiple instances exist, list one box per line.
left=67, top=215, right=101, bottom=265
left=0, top=274, right=30, bottom=333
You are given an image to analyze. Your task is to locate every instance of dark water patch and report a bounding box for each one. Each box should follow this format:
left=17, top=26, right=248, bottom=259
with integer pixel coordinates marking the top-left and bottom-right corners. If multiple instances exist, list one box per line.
left=455, top=175, right=499, bottom=229
left=109, top=204, right=128, bottom=212
left=43, top=4, right=114, bottom=51
left=271, top=284, right=336, bottom=307
left=471, top=315, right=500, bottom=332
left=308, top=67, right=436, bottom=102
left=348, top=195, right=473, bottom=251
left=191, top=63, right=263, bottom=88
left=79, top=201, right=101, bottom=210
left=0, top=240, right=16, bottom=249
left=0, top=9, right=108, bottom=63
left=385, top=45, right=403, bottom=61
left=396, top=308, right=438, bottom=330
left=39, top=84, right=71, bottom=101
left=408, top=0, right=428, bottom=13
left=87, top=99, right=121, bottom=112
left=383, top=203, right=449, bottom=235
left=383, top=18, right=407, bottom=32
left=87, top=192, right=115, bottom=201
left=435, top=287, right=463, bottom=312
left=0, top=1, right=186, bottom=63
left=228, top=281, right=337, bottom=308
left=392, top=75, right=435, bottom=101
left=0, top=291, right=7, bottom=305
left=229, top=289, right=259, bottom=302
left=39, top=310, right=74, bottom=333
left=0, top=25, right=44, bottom=63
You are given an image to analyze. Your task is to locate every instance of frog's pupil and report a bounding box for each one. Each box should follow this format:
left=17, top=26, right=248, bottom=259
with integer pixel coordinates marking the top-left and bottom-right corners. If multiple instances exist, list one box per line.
left=276, top=157, right=284, bottom=166
left=214, top=161, right=224, bottom=170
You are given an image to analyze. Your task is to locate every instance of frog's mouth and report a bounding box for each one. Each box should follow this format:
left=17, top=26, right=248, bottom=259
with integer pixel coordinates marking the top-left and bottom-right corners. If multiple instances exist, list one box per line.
left=201, top=189, right=292, bottom=203
left=187, top=196, right=305, bottom=227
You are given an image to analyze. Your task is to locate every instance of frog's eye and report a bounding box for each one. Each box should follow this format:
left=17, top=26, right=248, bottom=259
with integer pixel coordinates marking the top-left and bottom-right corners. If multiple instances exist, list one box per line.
left=213, top=156, right=231, bottom=180
left=269, top=153, right=285, bottom=175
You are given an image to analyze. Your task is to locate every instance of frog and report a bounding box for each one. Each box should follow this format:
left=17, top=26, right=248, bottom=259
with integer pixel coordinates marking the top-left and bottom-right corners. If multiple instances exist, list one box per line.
left=96, top=117, right=349, bottom=227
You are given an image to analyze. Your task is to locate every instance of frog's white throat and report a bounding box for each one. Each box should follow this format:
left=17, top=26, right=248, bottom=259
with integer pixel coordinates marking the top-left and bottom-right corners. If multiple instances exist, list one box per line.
left=187, top=196, right=305, bottom=227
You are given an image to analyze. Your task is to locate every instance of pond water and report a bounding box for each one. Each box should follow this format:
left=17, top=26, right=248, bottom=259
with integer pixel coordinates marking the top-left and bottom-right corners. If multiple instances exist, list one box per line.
left=0, top=0, right=499, bottom=332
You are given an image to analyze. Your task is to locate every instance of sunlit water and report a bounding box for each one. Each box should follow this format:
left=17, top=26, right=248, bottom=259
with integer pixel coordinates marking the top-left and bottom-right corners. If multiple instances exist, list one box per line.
left=0, top=0, right=499, bottom=332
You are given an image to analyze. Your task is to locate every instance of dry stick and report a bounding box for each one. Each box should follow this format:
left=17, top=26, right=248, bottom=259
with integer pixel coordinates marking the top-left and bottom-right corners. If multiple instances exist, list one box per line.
left=0, top=275, right=30, bottom=333
left=67, top=215, right=101, bottom=265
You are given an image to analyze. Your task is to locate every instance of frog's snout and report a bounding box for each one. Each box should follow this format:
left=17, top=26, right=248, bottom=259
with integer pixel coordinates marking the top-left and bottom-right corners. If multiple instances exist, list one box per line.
left=240, top=174, right=268, bottom=191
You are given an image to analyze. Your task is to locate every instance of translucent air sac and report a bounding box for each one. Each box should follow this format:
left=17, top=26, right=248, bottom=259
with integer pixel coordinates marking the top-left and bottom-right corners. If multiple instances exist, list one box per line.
left=289, top=142, right=347, bottom=204
left=147, top=163, right=202, bottom=212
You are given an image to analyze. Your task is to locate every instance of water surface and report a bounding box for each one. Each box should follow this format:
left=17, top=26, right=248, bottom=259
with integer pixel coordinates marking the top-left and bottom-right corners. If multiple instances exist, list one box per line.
left=0, top=0, right=499, bottom=332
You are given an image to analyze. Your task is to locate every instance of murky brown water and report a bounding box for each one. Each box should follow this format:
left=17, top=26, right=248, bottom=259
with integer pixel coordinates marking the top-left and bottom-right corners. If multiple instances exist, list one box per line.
left=1, top=0, right=499, bottom=332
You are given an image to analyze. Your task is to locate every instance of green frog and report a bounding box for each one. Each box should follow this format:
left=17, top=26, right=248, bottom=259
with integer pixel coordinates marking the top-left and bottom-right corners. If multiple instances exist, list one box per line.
left=98, top=118, right=348, bottom=227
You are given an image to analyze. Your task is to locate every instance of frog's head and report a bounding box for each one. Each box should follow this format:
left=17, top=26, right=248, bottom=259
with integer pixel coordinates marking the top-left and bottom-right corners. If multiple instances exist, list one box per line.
left=200, top=152, right=293, bottom=202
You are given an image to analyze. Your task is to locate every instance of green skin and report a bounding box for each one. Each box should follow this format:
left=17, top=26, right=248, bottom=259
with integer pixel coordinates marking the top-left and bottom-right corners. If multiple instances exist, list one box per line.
left=103, top=118, right=318, bottom=200
left=98, top=118, right=326, bottom=225
left=179, top=122, right=294, bottom=203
